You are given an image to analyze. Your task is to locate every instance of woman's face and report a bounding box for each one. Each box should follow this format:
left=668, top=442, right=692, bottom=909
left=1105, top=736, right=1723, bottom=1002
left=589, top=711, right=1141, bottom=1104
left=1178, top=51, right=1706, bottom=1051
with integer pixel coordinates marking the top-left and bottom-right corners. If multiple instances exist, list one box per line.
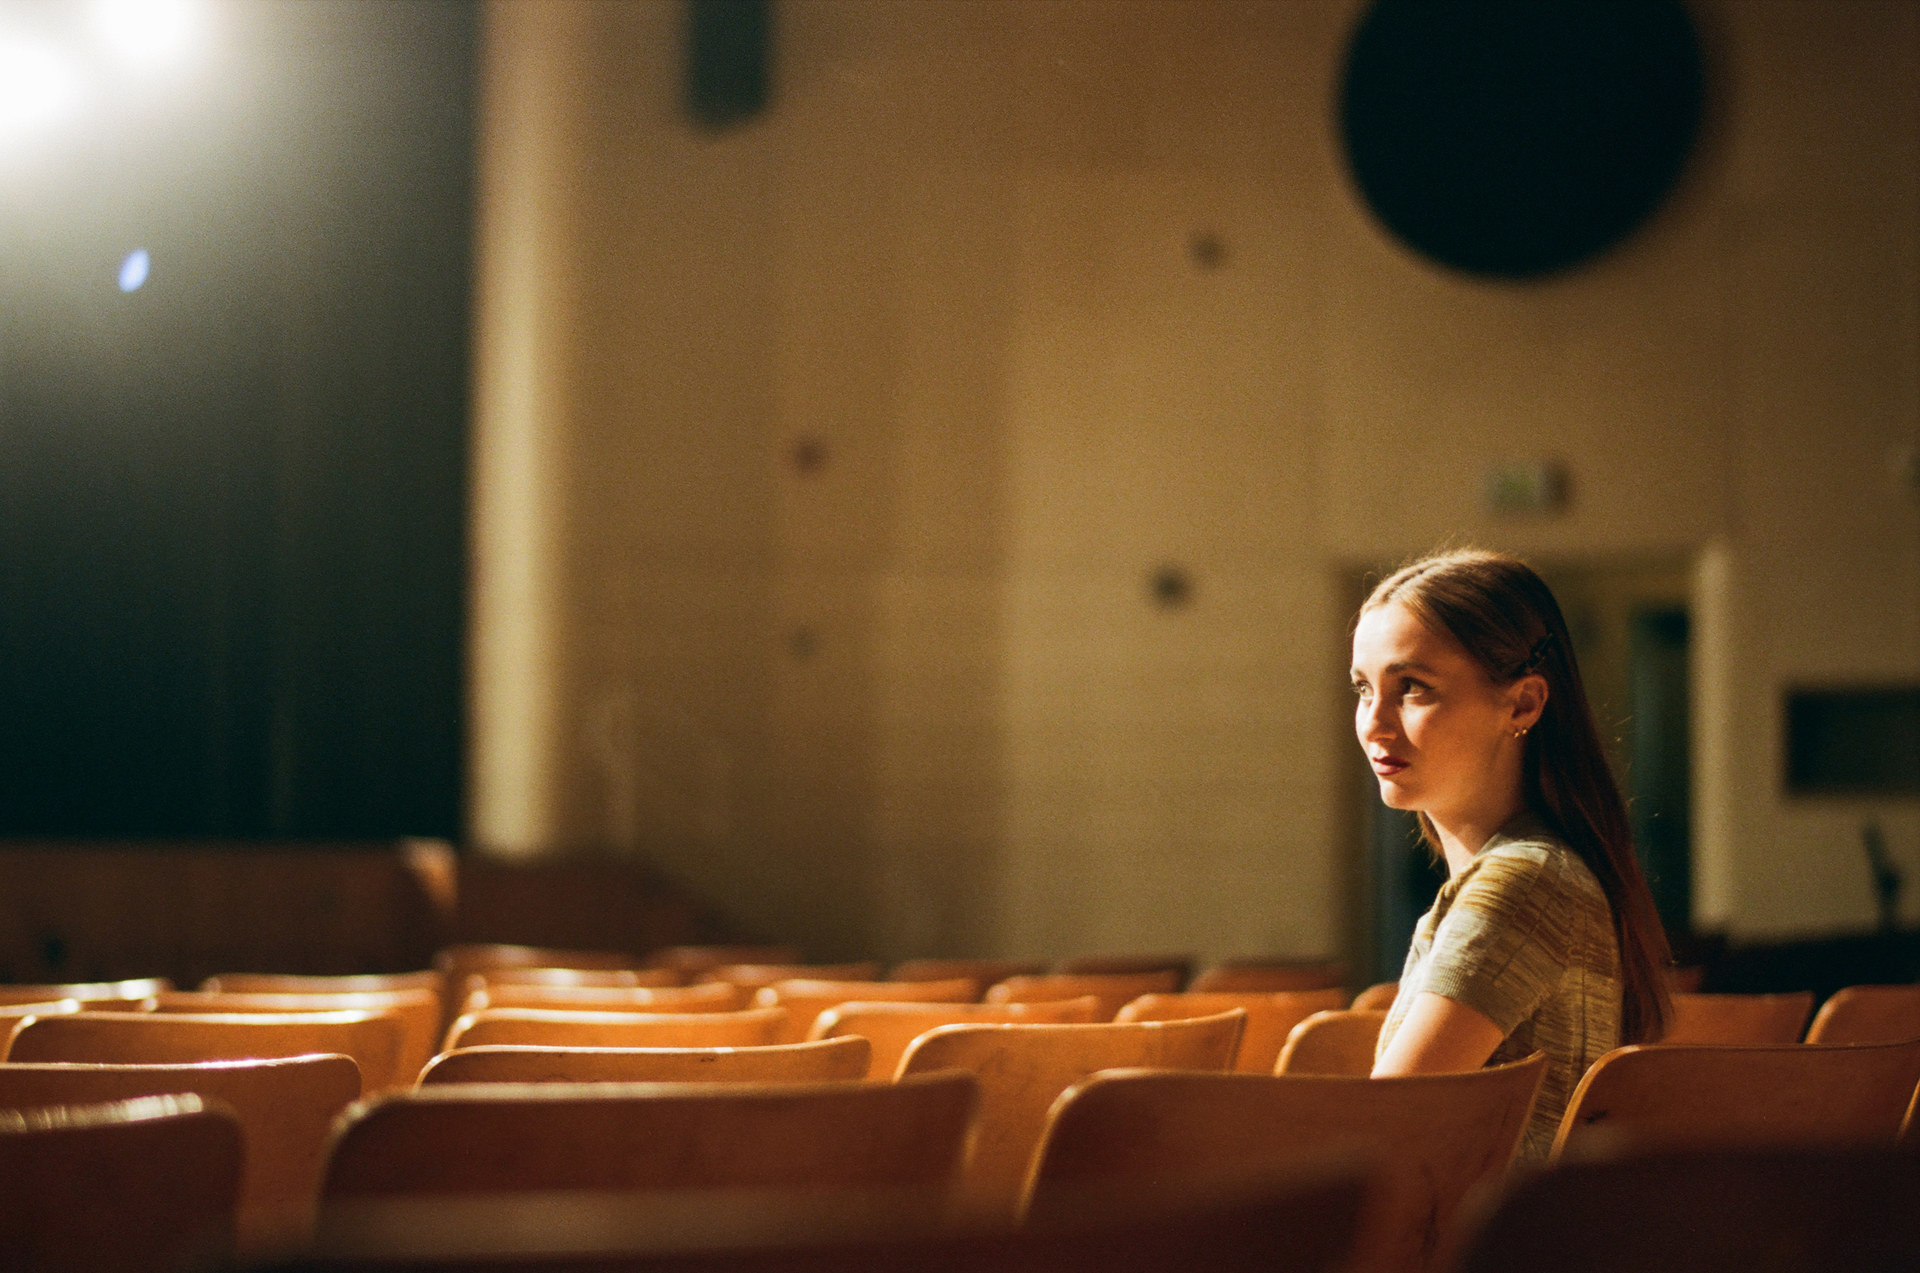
left=1350, top=601, right=1534, bottom=821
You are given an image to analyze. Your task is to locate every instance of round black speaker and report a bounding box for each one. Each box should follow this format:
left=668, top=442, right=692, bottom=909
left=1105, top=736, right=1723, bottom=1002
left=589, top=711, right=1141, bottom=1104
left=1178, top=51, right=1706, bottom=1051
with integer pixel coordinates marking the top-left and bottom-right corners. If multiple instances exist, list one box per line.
left=1339, top=0, right=1705, bottom=280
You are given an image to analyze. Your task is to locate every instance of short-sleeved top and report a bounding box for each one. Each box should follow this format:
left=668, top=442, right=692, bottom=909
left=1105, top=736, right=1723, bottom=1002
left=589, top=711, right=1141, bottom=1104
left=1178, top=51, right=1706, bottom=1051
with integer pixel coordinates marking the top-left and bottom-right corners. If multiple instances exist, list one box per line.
left=1375, top=816, right=1622, bottom=1164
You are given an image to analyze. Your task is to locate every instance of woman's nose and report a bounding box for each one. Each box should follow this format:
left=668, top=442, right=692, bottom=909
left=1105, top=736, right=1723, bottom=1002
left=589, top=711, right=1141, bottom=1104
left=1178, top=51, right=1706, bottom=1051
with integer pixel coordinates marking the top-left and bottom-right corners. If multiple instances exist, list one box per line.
left=1358, top=697, right=1393, bottom=742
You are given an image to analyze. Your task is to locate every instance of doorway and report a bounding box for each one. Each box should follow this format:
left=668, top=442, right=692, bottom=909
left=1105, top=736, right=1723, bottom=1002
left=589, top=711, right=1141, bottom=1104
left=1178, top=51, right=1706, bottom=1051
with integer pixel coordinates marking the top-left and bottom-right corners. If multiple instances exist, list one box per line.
left=1353, top=559, right=1694, bottom=983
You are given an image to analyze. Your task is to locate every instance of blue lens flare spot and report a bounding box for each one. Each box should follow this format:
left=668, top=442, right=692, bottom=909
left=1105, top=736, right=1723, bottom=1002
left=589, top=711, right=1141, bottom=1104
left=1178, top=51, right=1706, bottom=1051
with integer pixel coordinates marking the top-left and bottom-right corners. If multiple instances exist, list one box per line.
left=118, top=249, right=151, bottom=292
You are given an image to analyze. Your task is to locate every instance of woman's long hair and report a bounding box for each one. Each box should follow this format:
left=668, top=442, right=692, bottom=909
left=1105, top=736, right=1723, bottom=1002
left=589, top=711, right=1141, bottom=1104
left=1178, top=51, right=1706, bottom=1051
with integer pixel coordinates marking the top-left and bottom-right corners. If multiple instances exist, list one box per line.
left=1362, top=549, right=1673, bottom=1044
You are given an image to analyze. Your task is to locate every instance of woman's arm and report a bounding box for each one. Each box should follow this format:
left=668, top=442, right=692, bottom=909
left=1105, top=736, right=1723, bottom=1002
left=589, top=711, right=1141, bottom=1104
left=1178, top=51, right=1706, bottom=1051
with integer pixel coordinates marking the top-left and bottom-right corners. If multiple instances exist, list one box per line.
left=1371, top=990, right=1504, bottom=1076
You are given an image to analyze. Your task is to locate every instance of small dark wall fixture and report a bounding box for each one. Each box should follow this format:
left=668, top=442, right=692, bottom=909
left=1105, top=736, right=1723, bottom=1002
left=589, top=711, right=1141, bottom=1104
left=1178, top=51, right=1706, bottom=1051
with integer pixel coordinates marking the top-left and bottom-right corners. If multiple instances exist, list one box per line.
left=1149, top=565, right=1194, bottom=611
left=1339, top=0, right=1705, bottom=279
left=789, top=435, right=828, bottom=475
left=1786, top=687, right=1920, bottom=797
left=687, top=0, right=771, bottom=129
left=1187, top=231, right=1227, bottom=271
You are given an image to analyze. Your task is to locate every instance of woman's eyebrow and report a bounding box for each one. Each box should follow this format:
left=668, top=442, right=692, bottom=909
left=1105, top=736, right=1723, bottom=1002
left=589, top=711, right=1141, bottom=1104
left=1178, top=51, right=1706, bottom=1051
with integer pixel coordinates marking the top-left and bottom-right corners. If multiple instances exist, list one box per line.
left=1383, top=660, right=1437, bottom=675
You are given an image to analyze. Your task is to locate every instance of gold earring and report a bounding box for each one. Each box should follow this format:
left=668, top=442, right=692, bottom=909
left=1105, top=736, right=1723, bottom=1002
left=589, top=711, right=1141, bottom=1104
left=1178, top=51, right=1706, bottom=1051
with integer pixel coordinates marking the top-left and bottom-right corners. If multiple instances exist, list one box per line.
left=1513, top=727, right=1530, bottom=738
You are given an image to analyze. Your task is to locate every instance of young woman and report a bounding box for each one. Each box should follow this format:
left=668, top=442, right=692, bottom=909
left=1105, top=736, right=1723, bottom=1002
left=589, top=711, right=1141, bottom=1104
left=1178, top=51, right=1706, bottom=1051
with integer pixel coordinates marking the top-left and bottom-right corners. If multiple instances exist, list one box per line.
left=1349, top=549, right=1672, bottom=1163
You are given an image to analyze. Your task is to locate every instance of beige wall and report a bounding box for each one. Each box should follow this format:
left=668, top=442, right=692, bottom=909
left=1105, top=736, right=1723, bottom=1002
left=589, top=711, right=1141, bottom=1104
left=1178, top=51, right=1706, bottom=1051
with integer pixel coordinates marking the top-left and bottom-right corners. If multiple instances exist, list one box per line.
left=469, top=0, right=1920, bottom=962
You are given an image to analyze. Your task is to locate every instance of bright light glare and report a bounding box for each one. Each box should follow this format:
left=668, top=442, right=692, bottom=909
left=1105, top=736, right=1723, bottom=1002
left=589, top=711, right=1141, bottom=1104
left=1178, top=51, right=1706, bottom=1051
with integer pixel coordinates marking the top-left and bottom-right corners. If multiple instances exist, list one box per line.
left=0, top=33, right=83, bottom=138
left=119, top=248, right=151, bottom=292
left=90, top=0, right=202, bottom=73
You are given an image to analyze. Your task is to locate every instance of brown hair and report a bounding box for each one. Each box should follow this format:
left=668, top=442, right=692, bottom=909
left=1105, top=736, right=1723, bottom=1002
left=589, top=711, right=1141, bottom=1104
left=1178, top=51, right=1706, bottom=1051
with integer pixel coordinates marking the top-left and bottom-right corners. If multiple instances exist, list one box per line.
left=1361, top=549, right=1672, bottom=1044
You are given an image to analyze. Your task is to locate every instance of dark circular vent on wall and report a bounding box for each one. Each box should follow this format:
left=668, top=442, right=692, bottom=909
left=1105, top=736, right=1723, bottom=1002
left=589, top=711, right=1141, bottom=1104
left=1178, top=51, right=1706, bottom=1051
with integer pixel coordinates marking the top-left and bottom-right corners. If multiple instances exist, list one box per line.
left=1339, top=0, right=1704, bottom=280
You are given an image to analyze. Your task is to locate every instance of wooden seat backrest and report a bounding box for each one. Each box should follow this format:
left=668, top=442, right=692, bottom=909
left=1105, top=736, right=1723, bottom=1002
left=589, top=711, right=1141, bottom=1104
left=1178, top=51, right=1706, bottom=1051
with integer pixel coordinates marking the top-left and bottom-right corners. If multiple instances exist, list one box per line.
left=754, top=978, right=977, bottom=1044
left=985, top=972, right=1183, bottom=1021
left=896, top=1010, right=1245, bottom=1222
left=0, top=1054, right=360, bottom=1259
left=443, top=1006, right=787, bottom=1053
left=1117, top=990, right=1348, bottom=1073
left=417, top=1036, right=872, bottom=1085
left=434, top=943, right=640, bottom=974
left=1350, top=981, right=1399, bottom=1012
left=1027, top=1055, right=1548, bottom=1273
left=1276, top=1009, right=1386, bottom=1075
left=460, top=981, right=746, bottom=1017
left=0, top=1001, right=82, bottom=1024
left=699, top=962, right=885, bottom=990
left=201, top=971, right=440, bottom=996
left=466, top=966, right=683, bottom=992
left=152, top=989, right=440, bottom=1091
left=7, top=1009, right=411, bottom=1093
left=643, top=945, right=803, bottom=978
left=0, top=978, right=171, bottom=1006
left=0, top=1094, right=242, bottom=1272
left=1664, top=965, right=1706, bottom=993
left=1550, top=1038, right=1920, bottom=1160
left=1803, top=984, right=1920, bottom=1045
left=1188, top=961, right=1348, bottom=993
left=319, top=1072, right=979, bottom=1221
left=1053, top=954, right=1194, bottom=983
left=888, top=958, right=1047, bottom=990
left=1663, top=992, right=1814, bottom=1044
left=313, top=1164, right=1369, bottom=1272
left=1449, top=1144, right=1920, bottom=1273
left=813, top=997, right=1104, bottom=1079
left=433, top=946, right=640, bottom=1011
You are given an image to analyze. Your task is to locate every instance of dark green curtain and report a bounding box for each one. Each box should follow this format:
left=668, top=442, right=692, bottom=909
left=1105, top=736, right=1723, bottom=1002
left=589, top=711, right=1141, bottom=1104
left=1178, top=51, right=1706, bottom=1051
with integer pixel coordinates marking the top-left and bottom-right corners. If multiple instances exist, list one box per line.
left=0, top=1, right=472, bottom=838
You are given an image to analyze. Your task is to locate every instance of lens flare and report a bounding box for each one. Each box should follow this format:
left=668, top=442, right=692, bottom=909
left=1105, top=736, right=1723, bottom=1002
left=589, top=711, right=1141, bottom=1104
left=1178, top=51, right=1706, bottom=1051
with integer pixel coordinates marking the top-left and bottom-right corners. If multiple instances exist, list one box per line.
left=119, top=248, right=151, bottom=292
left=0, top=33, right=83, bottom=139
left=90, top=0, right=202, bottom=74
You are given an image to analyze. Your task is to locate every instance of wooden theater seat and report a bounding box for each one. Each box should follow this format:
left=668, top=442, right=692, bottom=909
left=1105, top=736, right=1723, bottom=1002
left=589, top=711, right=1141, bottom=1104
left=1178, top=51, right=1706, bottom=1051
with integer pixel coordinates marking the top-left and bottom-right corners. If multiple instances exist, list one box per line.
left=1053, top=954, right=1194, bottom=984
left=1803, top=984, right=1920, bottom=1045
left=1188, top=961, right=1348, bottom=993
left=1551, top=1038, right=1920, bottom=1160
left=1349, top=981, right=1398, bottom=1012
left=985, top=972, right=1183, bottom=1021
left=1116, top=990, right=1348, bottom=1073
left=201, top=971, right=440, bottom=996
left=0, top=979, right=172, bottom=1008
left=435, top=943, right=642, bottom=974
left=7, top=1009, right=410, bottom=1093
left=466, top=966, right=681, bottom=990
left=1449, top=1144, right=1920, bottom=1273
left=813, top=997, right=1104, bottom=1080
left=417, top=1036, right=872, bottom=1085
left=0, top=1094, right=242, bottom=1273
left=643, top=945, right=804, bottom=979
left=0, top=1054, right=360, bottom=1258
left=1026, top=1055, right=1548, bottom=1273
left=888, top=959, right=1047, bottom=992
left=312, top=1155, right=1367, bottom=1270
left=441, top=1006, right=787, bottom=1052
left=698, top=963, right=885, bottom=991
left=754, top=978, right=977, bottom=1045
left=1275, top=1009, right=1386, bottom=1075
left=317, top=1072, right=981, bottom=1251
left=459, top=981, right=747, bottom=1017
left=152, top=988, right=440, bottom=1091
left=1662, top=992, right=1814, bottom=1045
left=895, top=1010, right=1245, bottom=1221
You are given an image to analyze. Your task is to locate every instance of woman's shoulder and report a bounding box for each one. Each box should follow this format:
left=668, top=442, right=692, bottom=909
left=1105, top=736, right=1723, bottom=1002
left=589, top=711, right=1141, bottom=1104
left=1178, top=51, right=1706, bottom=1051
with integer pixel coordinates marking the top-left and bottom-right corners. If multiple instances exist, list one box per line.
left=1462, top=821, right=1608, bottom=908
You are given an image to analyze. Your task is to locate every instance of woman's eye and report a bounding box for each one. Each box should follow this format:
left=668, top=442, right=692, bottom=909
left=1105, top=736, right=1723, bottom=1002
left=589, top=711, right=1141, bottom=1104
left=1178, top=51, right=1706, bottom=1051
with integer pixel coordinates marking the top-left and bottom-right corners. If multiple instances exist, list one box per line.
left=1351, top=682, right=1371, bottom=700
left=1401, top=680, right=1430, bottom=698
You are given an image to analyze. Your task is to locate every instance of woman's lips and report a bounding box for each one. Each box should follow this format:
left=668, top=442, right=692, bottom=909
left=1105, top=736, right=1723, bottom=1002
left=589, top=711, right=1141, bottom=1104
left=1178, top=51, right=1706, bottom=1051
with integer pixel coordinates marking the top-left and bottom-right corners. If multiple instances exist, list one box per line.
left=1370, top=755, right=1409, bottom=777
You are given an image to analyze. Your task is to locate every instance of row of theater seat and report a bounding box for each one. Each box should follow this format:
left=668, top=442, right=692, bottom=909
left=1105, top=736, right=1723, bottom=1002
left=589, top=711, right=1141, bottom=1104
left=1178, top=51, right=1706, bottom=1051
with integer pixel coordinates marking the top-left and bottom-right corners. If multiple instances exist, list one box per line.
left=1, top=945, right=1918, bottom=1271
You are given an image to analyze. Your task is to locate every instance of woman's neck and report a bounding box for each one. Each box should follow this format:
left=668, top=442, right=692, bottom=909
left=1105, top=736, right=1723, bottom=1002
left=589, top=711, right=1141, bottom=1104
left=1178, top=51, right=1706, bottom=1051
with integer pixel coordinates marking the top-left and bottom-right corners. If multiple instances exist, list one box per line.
left=1430, top=791, right=1526, bottom=877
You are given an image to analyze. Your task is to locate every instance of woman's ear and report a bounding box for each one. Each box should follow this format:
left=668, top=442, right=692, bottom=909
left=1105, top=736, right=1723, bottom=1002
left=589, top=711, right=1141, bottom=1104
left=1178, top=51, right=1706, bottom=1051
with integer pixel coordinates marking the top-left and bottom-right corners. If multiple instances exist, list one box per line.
left=1510, top=674, right=1548, bottom=732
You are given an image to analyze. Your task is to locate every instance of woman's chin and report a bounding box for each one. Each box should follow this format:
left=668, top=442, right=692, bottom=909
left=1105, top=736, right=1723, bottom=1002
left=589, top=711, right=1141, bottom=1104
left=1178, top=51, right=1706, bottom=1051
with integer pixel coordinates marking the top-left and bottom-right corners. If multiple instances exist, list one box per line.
left=1374, top=778, right=1419, bottom=810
